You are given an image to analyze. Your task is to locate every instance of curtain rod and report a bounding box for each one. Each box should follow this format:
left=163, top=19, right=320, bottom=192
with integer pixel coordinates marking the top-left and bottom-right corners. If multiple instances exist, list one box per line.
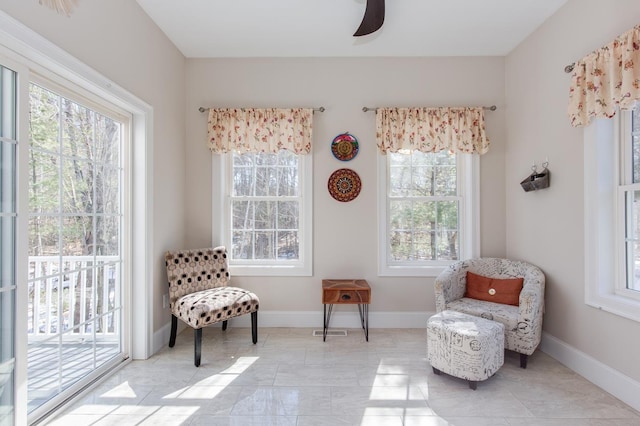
left=361, top=105, right=497, bottom=112
left=198, top=106, right=325, bottom=113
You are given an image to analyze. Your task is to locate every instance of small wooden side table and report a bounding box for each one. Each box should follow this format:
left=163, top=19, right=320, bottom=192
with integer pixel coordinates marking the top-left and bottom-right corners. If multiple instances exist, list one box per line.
left=322, top=279, right=371, bottom=341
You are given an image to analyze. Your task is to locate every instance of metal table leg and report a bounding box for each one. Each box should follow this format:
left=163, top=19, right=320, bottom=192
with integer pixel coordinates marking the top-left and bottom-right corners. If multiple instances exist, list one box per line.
left=357, top=303, right=369, bottom=341
left=323, top=303, right=334, bottom=342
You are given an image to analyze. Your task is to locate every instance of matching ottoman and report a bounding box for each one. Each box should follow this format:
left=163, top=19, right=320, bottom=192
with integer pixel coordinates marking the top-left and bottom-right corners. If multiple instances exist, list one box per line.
left=427, top=310, right=504, bottom=390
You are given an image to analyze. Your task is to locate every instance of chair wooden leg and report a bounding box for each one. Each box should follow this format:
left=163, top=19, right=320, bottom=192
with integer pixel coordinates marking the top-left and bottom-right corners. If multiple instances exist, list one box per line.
left=194, top=328, right=202, bottom=367
left=168, top=315, right=177, bottom=348
left=222, top=320, right=228, bottom=331
left=251, top=311, right=258, bottom=344
left=520, top=353, right=528, bottom=369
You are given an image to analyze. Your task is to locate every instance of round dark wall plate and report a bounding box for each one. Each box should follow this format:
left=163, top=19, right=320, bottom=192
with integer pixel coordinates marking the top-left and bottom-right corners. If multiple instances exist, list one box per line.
left=328, top=168, right=362, bottom=202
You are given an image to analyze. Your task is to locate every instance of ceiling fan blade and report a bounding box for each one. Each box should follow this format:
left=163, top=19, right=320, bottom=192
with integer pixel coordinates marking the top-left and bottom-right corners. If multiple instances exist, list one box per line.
left=353, top=0, right=385, bottom=37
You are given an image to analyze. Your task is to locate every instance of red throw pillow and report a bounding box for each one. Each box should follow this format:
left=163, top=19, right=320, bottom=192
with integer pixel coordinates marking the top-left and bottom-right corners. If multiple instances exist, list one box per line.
left=464, top=271, right=523, bottom=306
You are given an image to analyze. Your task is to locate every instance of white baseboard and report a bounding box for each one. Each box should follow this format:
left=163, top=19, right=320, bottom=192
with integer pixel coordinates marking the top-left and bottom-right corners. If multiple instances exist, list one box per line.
left=541, top=332, right=640, bottom=412
left=150, top=310, right=433, bottom=354
left=151, top=321, right=172, bottom=356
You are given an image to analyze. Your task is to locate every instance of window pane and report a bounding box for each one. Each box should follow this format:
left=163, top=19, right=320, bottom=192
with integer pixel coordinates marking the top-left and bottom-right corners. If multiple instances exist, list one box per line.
left=30, top=150, right=60, bottom=214
left=61, top=216, right=93, bottom=256
left=230, top=151, right=302, bottom=263
left=232, top=201, right=254, bottom=230
left=633, top=106, right=640, bottom=183
left=233, top=165, right=255, bottom=196
left=1, top=65, right=17, bottom=140
left=411, top=166, right=433, bottom=196
left=96, top=165, right=120, bottom=215
left=0, top=290, right=15, bottom=422
left=61, top=157, right=92, bottom=214
left=389, top=200, right=413, bottom=230
left=232, top=231, right=253, bottom=259
left=278, top=166, right=298, bottom=196
left=0, top=142, right=15, bottom=213
left=62, top=98, right=94, bottom=159
left=255, top=166, right=277, bottom=196
left=95, top=113, right=120, bottom=168
left=277, top=201, right=298, bottom=229
left=438, top=200, right=459, bottom=230
left=390, top=230, right=412, bottom=261
left=277, top=231, right=298, bottom=259
left=413, top=201, right=436, bottom=231
left=29, top=84, right=60, bottom=154
left=254, top=231, right=274, bottom=259
left=626, top=190, right=640, bottom=291
left=414, top=231, right=433, bottom=260
left=435, top=165, right=457, bottom=196
left=96, top=216, right=119, bottom=256
left=438, top=231, right=459, bottom=260
left=256, top=152, right=277, bottom=166
left=387, top=151, right=461, bottom=264
left=254, top=201, right=276, bottom=230
left=0, top=217, right=15, bottom=289
left=29, top=216, right=59, bottom=256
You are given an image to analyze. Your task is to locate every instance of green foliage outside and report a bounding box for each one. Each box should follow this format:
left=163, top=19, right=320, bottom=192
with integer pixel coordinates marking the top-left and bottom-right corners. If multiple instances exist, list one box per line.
left=389, top=150, right=460, bottom=261
left=231, top=150, right=300, bottom=260
left=29, top=83, right=121, bottom=334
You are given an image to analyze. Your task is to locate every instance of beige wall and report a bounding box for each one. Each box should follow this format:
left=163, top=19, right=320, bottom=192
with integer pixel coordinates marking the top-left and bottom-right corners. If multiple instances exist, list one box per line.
left=0, top=0, right=186, bottom=334
left=505, top=0, right=640, bottom=382
left=185, top=57, right=507, bottom=315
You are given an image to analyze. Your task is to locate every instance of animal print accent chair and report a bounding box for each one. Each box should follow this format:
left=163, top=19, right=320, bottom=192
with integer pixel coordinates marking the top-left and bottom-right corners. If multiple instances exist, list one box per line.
left=164, top=247, right=259, bottom=366
left=434, top=258, right=545, bottom=368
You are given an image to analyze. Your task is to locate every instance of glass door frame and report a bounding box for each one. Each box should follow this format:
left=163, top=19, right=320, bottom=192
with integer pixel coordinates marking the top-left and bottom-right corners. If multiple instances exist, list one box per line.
left=0, top=52, right=30, bottom=426
left=0, top=10, right=154, bottom=422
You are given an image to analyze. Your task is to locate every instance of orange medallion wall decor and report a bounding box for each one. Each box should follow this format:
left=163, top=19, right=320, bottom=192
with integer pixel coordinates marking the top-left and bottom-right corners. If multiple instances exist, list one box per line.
left=331, top=132, right=359, bottom=161
left=328, top=168, right=362, bottom=202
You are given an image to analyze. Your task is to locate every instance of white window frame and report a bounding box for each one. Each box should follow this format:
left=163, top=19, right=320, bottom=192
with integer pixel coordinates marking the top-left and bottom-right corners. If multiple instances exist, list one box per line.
left=377, top=151, right=480, bottom=277
left=212, top=151, right=313, bottom=276
left=584, top=112, right=640, bottom=323
left=615, top=110, right=640, bottom=302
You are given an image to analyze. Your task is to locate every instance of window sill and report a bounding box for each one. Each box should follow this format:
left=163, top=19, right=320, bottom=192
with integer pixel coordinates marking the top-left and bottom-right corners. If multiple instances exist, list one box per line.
left=230, top=264, right=312, bottom=277
left=378, top=264, right=447, bottom=277
left=585, top=290, right=640, bottom=324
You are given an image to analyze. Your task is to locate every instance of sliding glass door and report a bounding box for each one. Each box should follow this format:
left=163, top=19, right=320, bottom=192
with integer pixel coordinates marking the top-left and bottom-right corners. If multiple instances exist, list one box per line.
left=27, top=78, right=128, bottom=417
left=0, top=64, right=17, bottom=426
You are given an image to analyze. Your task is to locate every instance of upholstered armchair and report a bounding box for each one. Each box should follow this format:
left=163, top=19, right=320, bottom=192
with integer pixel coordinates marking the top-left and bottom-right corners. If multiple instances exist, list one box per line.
left=164, top=246, right=260, bottom=366
left=434, top=258, right=545, bottom=368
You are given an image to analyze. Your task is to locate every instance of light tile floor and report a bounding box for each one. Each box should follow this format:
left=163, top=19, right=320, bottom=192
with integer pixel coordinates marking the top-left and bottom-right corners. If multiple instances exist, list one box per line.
left=48, top=327, right=640, bottom=425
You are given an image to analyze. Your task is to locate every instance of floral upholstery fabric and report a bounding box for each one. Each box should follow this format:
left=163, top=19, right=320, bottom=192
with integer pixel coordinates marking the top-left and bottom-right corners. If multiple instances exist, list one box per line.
left=164, top=247, right=259, bottom=330
left=427, top=310, right=504, bottom=382
left=568, top=25, right=640, bottom=128
left=207, top=108, right=313, bottom=154
left=434, top=258, right=545, bottom=356
left=376, top=107, right=490, bottom=155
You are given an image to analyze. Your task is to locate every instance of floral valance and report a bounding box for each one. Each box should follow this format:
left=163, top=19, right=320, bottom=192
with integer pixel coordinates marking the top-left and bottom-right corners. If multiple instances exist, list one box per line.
left=376, top=107, right=490, bottom=155
left=207, top=108, right=313, bottom=154
left=568, top=25, right=640, bottom=127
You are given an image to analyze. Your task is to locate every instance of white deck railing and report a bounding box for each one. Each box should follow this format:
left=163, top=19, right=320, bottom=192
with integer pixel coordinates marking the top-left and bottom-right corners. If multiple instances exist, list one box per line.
left=28, top=256, right=121, bottom=340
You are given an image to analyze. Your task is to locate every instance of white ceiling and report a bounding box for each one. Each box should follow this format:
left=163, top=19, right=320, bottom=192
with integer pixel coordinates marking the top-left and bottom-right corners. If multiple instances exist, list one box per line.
left=135, top=0, right=568, bottom=58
